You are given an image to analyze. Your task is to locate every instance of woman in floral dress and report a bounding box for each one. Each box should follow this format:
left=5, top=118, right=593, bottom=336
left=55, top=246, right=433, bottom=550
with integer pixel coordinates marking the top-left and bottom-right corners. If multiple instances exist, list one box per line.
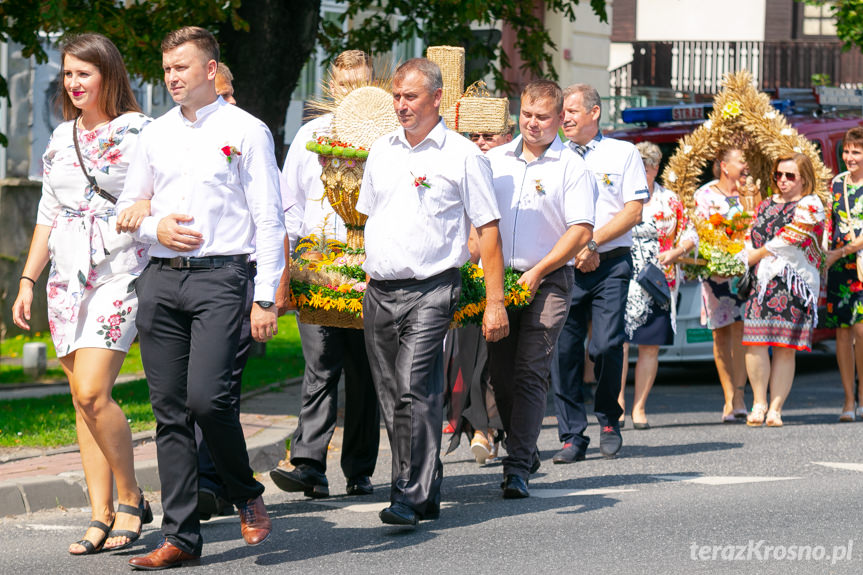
left=823, top=127, right=863, bottom=422
left=11, top=35, right=152, bottom=554
left=619, top=142, right=697, bottom=428
left=743, top=154, right=825, bottom=427
left=693, top=147, right=750, bottom=421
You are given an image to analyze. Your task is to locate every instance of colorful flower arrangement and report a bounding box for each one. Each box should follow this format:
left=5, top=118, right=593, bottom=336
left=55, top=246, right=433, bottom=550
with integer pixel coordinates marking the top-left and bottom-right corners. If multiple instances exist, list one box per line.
left=221, top=145, right=241, bottom=164
left=289, top=238, right=533, bottom=326
left=683, top=208, right=752, bottom=279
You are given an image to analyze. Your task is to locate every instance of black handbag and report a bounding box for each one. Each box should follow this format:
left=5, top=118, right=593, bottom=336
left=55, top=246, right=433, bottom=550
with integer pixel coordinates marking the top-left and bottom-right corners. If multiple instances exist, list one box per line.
left=634, top=235, right=671, bottom=305
left=735, top=266, right=755, bottom=300
left=73, top=118, right=118, bottom=204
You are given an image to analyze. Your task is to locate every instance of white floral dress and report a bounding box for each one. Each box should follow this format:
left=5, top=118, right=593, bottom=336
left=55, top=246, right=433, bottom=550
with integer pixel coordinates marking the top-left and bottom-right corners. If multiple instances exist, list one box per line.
left=37, top=113, right=151, bottom=357
left=625, top=183, right=698, bottom=339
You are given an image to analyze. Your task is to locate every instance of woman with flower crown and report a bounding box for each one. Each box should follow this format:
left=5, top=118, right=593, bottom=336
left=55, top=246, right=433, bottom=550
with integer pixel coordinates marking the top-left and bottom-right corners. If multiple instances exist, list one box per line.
left=693, top=146, right=751, bottom=422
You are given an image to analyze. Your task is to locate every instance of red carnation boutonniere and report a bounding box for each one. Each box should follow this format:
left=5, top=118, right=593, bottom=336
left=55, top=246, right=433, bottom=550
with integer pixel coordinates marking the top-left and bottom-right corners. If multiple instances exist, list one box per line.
left=412, top=172, right=431, bottom=189
left=221, top=144, right=242, bottom=164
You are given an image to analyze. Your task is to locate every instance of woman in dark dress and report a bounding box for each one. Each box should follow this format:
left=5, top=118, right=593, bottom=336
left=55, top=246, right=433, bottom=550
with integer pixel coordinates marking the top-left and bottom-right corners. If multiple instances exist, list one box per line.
left=743, top=154, right=825, bottom=427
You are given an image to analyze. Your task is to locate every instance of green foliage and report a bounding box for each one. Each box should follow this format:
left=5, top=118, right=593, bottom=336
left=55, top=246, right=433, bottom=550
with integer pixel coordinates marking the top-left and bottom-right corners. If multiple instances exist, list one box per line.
left=801, top=1, right=863, bottom=52
left=320, top=0, right=608, bottom=91
left=811, top=72, right=832, bottom=86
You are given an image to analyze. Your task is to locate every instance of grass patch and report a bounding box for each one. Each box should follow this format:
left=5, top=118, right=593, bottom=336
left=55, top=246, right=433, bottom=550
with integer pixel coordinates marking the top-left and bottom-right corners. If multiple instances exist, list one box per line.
left=1, top=331, right=144, bottom=384
left=0, top=315, right=304, bottom=448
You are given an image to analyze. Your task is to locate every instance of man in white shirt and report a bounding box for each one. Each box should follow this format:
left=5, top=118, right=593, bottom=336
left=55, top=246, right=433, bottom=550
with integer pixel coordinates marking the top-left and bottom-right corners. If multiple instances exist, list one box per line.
left=357, top=58, right=508, bottom=526
left=553, top=84, right=648, bottom=464
left=486, top=80, right=596, bottom=498
left=118, top=27, right=284, bottom=569
left=269, top=50, right=380, bottom=500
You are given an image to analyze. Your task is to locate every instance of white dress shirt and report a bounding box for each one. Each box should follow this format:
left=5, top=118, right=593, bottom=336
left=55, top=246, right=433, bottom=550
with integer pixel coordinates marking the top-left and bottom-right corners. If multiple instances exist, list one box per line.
left=118, top=97, right=285, bottom=301
left=281, top=114, right=347, bottom=251
left=569, top=133, right=649, bottom=252
left=487, top=135, right=597, bottom=270
left=357, top=119, right=501, bottom=281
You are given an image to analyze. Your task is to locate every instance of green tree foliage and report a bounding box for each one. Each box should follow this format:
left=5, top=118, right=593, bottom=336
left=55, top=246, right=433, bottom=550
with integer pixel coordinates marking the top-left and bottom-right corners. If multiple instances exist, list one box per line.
left=1, top=0, right=606, bottom=153
left=320, top=0, right=608, bottom=90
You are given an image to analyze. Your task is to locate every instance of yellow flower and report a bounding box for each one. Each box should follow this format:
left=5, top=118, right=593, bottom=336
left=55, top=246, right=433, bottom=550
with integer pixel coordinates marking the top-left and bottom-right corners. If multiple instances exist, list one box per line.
left=721, top=101, right=741, bottom=119
left=337, top=284, right=352, bottom=293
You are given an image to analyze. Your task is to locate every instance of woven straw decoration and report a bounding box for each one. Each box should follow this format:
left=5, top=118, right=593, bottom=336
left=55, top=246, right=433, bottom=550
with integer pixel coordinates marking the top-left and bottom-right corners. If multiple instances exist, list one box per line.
left=663, top=70, right=832, bottom=212
left=333, top=86, right=400, bottom=149
left=319, top=157, right=367, bottom=249
left=426, top=46, right=465, bottom=128
left=454, top=83, right=510, bottom=134
left=298, top=308, right=363, bottom=330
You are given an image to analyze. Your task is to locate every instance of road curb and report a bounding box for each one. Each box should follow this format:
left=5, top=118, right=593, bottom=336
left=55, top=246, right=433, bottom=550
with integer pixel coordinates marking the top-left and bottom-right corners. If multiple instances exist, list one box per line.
left=0, top=377, right=302, bottom=517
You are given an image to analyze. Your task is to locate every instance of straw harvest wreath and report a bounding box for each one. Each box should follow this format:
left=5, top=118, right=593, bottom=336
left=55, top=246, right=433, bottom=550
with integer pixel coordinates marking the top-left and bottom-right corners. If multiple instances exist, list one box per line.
left=288, top=48, right=529, bottom=329
left=663, top=70, right=832, bottom=278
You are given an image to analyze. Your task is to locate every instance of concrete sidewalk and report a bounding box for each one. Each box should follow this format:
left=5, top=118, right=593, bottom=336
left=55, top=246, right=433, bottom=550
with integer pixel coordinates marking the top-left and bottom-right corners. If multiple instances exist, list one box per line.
left=0, top=379, right=303, bottom=517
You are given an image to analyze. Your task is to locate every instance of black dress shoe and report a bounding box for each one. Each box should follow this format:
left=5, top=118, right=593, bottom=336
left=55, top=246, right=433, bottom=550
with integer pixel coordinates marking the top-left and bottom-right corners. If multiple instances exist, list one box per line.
left=599, top=425, right=622, bottom=458
left=346, top=476, right=373, bottom=496
left=501, top=474, right=530, bottom=499
left=379, top=503, right=418, bottom=526
left=420, top=506, right=440, bottom=521
left=633, top=421, right=650, bottom=430
left=552, top=442, right=586, bottom=464
left=270, top=465, right=329, bottom=498
left=198, top=487, right=233, bottom=521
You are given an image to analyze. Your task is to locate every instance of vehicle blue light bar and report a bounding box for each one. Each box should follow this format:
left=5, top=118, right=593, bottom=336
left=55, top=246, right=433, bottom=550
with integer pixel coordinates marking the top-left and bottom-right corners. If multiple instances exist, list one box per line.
left=621, top=100, right=796, bottom=125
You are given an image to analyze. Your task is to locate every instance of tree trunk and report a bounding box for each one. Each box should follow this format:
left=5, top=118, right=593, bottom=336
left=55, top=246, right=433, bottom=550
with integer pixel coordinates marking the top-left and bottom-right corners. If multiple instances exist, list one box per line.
left=219, top=0, right=321, bottom=165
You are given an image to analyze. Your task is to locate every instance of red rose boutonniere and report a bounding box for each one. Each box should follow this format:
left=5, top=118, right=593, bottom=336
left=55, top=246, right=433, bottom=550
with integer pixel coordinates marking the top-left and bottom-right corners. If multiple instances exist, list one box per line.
left=412, top=172, right=431, bottom=189
left=221, top=145, right=242, bottom=164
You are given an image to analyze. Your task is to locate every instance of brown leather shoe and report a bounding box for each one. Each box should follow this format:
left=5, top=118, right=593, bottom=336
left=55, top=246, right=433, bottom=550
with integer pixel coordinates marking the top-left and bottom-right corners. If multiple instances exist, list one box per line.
left=238, top=496, right=271, bottom=545
left=129, top=539, right=200, bottom=570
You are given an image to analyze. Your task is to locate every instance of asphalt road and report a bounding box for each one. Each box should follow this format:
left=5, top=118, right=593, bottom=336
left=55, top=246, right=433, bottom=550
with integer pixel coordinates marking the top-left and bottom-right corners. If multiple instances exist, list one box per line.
left=2, top=357, right=862, bottom=574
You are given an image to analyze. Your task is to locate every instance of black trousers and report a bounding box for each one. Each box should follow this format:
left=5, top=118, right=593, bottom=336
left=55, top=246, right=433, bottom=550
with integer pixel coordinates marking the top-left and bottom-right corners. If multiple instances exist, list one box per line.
left=362, top=269, right=460, bottom=517
left=553, top=254, right=632, bottom=451
left=488, top=266, right=573, bottom=478
left=290, top=320, right=380, bottom=479
left=196, top=262, right=256, bottom=496
left=135, top=260, right=263, bottom=555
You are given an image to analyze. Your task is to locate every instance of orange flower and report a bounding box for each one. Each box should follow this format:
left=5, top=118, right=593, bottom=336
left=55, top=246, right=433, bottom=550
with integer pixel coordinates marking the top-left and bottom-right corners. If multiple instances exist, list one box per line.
left=709, top=213, right=724, bottom=227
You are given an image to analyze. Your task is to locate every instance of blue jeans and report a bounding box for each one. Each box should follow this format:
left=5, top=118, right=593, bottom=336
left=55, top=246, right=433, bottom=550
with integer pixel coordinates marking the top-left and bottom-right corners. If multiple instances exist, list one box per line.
left=553, top=253, right=632, bottom=449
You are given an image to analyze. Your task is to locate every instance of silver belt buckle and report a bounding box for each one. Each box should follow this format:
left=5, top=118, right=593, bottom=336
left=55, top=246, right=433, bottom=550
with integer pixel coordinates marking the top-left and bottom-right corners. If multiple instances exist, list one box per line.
left=169, top=256, right=191, bottom=269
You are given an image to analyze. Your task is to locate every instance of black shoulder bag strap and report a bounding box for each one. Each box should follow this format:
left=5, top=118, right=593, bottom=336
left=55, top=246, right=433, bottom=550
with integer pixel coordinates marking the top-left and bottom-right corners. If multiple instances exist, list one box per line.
left=72, top=118, right=118, bottom=205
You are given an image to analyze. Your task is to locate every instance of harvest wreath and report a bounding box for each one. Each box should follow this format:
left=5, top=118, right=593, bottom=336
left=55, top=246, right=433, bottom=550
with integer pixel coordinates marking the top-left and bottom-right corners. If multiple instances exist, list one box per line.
left=662, top=70, right=832, bottom=279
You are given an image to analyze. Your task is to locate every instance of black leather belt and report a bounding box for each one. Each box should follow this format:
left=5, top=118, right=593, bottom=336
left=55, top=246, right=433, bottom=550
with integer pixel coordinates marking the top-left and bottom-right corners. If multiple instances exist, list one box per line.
left=598, top=246, right=631, bottom=262
left=150, top=254, right=249, bottom=269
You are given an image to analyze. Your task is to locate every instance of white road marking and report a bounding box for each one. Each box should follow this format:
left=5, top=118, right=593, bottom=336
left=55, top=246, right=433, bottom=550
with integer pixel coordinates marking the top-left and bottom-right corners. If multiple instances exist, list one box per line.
left=20, top=524, right=79, bottom=531
left=812, top=461, right=863, bottom=472
left=651, top=474, right=798, bottom=485
left=529, top=488, right=637, bottom=498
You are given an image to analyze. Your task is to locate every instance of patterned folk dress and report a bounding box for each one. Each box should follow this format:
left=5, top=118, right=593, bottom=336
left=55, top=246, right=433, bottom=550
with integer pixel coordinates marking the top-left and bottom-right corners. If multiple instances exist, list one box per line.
left=823, top=173, right=863, bottom=327
left=743, top=195, right=825, bottom=351
left=37, top=113, right=151, bottom=357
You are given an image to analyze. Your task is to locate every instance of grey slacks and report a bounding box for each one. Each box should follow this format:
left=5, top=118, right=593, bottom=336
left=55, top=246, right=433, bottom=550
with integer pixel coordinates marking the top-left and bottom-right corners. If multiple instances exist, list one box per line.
left=488, top=266, right=573, bottom=479
left=362, top=268, right=460, bottom=517
left=290, top=320, right=380, bottom=480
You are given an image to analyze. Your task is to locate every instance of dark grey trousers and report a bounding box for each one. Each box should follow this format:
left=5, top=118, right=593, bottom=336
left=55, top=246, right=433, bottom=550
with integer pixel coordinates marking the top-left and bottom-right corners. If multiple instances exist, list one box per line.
left=135, top=260, right=264, bottom=555
left=488, top=266, right=573, bottom=479
left=362, top=268, right=460, bottom=517
left=290, top=320, right=380, bottom=480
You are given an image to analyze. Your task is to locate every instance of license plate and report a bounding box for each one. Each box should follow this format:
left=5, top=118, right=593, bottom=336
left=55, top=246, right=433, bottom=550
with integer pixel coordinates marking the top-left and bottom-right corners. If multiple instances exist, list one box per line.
left=686, top=328, right=713, bottom=343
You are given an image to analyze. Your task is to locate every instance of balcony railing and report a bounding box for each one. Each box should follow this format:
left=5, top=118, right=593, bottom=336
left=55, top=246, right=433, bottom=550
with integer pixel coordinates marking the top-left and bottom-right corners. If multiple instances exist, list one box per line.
left=610, top=40, right=863, bottom=98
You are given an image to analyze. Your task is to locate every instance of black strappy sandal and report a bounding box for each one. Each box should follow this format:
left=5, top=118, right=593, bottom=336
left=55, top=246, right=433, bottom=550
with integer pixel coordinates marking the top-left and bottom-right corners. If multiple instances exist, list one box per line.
left=104, top=490, right=154, bottom=551
left=69, top=519, right=113, bottom=555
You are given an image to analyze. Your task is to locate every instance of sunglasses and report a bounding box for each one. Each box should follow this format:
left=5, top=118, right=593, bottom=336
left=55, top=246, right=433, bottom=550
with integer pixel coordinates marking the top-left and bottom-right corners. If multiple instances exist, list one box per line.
left=469, top=133, right=498, bottom=141
left=773, top=171, right=798, bottom=182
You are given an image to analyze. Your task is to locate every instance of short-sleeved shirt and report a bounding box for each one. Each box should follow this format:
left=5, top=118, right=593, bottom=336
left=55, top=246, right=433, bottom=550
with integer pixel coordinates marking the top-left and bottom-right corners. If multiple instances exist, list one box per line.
left=487, top=134, right=597, bottom=270
left=570, top=133, right=649, bottom=252
left=357, top=119, right=501, bottom=281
